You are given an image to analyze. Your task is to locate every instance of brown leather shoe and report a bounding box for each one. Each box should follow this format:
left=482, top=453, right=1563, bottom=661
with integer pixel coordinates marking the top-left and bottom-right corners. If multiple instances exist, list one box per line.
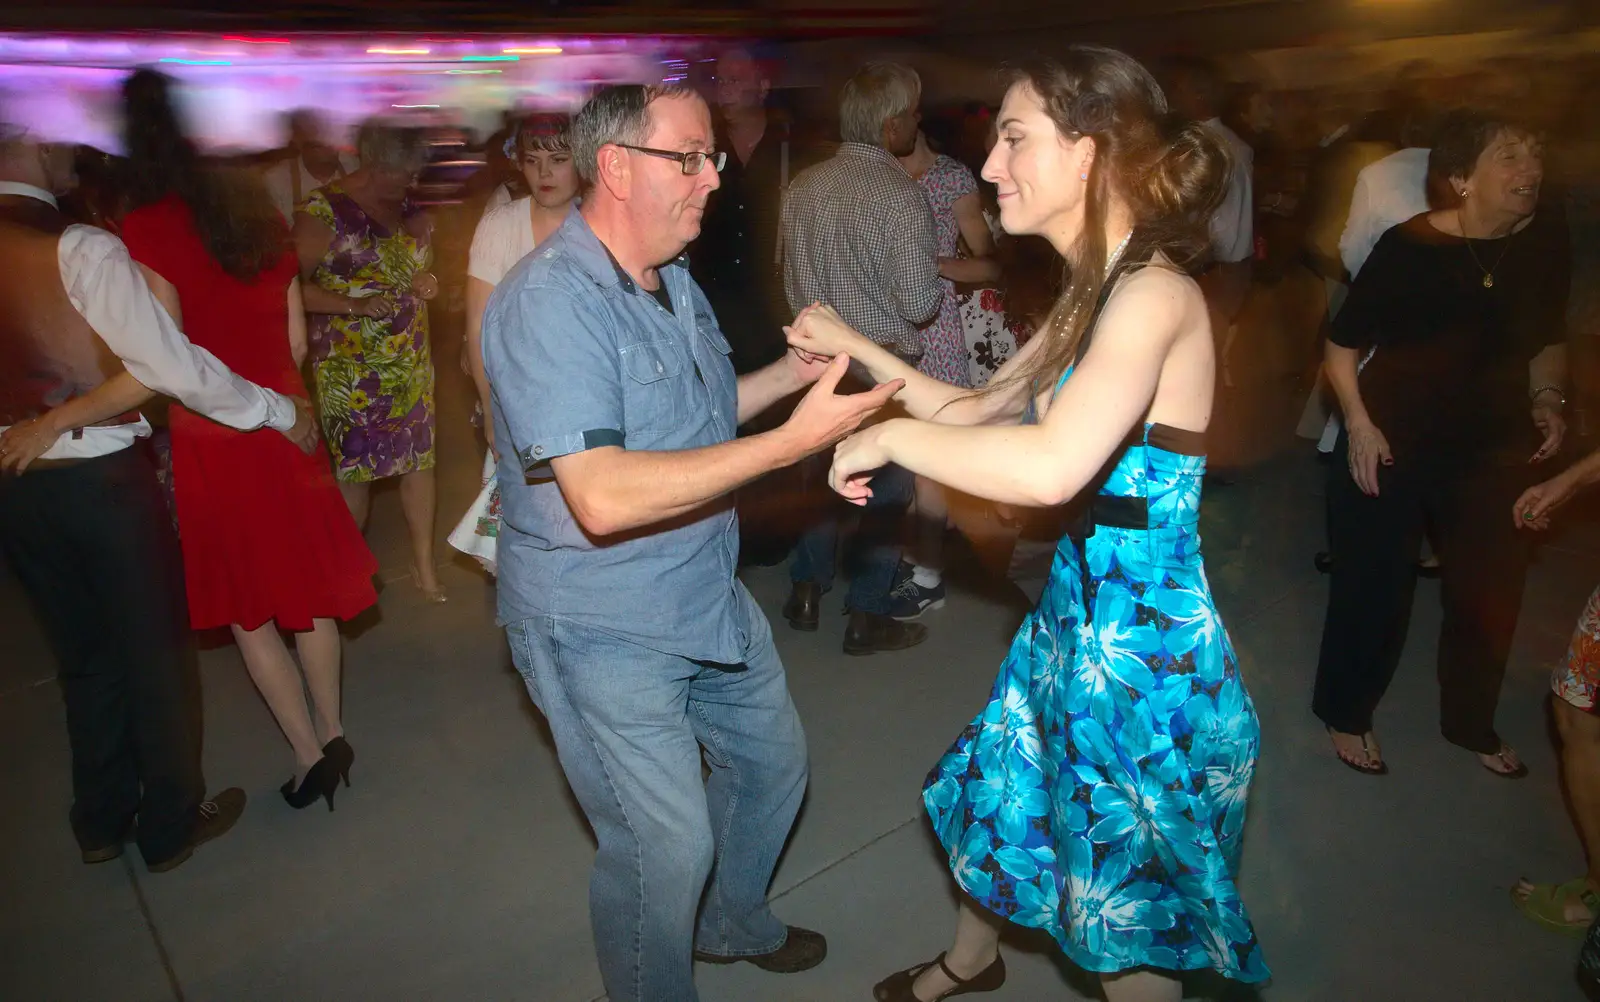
left=782, top=582, right=824, bottom=631
left=843, top=610, right=928, bottom=655
left=695, top=925, right=827, bottom=973
left=146, top=788, right=247, bottom=874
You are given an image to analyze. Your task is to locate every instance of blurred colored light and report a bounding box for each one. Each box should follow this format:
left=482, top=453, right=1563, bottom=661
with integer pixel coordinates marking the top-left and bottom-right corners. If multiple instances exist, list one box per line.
left=158, top=58, right=231, bottom=66
left=445, top=69, right=501, bottom=75
left=394, top=104, right=440, bottom=109
left=222, top=35, right=289, bottom=44
left=504, top=47, right=562, bottom=55
left=463, top=55, right=518, bottom=62
left=368, top=47, right=430, bottom=55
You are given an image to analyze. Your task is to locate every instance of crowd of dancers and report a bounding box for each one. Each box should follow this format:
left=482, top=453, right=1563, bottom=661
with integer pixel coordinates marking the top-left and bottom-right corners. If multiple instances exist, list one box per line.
left=2, top=37, right=1600, bottom=1002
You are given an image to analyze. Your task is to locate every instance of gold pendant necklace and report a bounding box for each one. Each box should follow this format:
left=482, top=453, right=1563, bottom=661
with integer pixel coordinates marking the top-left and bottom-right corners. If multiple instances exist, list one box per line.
left=1460, top=208, right=1513, bottom=289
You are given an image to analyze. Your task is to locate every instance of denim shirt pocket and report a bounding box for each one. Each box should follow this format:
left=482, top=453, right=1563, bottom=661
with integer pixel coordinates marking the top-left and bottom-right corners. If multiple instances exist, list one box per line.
left=620, top=340, right=688, bottom=433
left=697, top=314, right=733, bottom=358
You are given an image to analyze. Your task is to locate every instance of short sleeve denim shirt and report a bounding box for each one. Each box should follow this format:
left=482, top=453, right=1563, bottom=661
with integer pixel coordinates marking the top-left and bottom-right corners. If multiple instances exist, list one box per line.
left=482, top=209, right=754, bottom=662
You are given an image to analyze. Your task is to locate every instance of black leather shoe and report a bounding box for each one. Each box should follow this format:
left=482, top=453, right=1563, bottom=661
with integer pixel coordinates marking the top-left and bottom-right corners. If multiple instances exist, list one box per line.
left=844, top=610, right=928, bottom=655
left=81, top=823, right=135, bottom=864
left=783, top=582, right=824, bottom=631
left=695, top=925, right=827, bottom=973
left=81, top=841, right=125, bottom=865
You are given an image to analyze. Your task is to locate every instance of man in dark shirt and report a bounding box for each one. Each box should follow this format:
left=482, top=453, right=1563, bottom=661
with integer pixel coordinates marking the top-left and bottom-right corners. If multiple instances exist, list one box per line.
left=694, top=49, right=803, bottom=566
left=692, top=48, right=791, bottom=376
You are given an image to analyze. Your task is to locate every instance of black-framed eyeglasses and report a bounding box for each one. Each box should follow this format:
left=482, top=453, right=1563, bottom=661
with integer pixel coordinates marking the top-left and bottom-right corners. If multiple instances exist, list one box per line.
left=617, top=144, right=726, bottom=175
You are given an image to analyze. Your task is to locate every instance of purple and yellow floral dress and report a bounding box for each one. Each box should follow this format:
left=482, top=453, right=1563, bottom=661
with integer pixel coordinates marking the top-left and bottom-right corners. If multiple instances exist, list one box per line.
left=301, top=183, right=436, bottom=483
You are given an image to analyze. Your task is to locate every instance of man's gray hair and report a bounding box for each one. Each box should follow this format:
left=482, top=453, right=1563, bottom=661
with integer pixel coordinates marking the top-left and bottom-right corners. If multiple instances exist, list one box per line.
left=571, top=83, right=701, bottom=185
left=356, top=120, right=428, bottom=174
left=839, top=62, right=921, bottom=146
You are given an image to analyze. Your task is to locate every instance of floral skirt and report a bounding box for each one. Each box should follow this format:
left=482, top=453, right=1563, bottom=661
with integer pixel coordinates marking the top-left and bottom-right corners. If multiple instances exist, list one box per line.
left=917, top=284, right=972, bottom=389
left=448, top=449, right=500, bottom=575
left=960, top=285, right=1017, bottom=388
left=1554, top=584, right=1600, bottom=713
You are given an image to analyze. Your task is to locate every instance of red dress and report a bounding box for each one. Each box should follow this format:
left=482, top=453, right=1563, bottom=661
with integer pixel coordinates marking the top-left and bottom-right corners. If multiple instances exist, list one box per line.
left=121, top=196, right=378, bottom=632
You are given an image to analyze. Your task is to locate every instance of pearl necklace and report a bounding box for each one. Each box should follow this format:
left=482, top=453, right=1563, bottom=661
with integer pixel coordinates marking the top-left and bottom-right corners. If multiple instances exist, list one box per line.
left=1056, top=230, right=1136, bottom=334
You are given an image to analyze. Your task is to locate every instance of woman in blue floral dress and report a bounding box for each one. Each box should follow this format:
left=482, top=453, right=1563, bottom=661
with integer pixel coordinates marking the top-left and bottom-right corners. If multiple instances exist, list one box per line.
left=786, top=46, right=1266, bottom=1002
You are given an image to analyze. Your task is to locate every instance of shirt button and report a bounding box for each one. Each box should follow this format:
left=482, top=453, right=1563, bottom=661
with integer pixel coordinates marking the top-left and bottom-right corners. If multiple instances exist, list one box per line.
left=533, top=446, right=544, bottom=456
left=656, top=361, right=664, bottom=373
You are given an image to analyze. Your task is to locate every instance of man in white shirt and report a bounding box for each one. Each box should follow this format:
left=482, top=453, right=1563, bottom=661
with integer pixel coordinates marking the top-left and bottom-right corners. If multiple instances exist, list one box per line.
left=1339, top=145, right=1432, bottom=280
left=261, top=109, right=356, bottom=222
left=0, top=125, right=318, bottom=873
left=1166, top=56, right=1254, bottom=470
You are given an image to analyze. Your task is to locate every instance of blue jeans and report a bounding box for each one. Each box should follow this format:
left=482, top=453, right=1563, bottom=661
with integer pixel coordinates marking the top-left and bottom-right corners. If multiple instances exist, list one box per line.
left=790, top=458, right=913, bottom=615
left=505, top=594, right=808, bottom=1002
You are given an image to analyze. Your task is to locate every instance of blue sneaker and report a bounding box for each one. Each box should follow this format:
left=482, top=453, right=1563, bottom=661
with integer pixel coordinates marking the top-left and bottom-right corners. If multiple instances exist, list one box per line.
left=889, top=575, right=946, bottom=621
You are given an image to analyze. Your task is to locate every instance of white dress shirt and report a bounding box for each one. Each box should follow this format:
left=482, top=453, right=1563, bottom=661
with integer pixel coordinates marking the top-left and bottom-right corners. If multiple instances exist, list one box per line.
left=1339, top=147, right=1431, bottom=279
left=0, top=182, right=296, bottom=460
left=1206, top=118, right=1255, bottom=265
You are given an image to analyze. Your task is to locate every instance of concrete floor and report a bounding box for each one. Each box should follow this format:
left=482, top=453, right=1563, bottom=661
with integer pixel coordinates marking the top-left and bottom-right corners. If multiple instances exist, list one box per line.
left=4, top=362, right=1599, bottom=1002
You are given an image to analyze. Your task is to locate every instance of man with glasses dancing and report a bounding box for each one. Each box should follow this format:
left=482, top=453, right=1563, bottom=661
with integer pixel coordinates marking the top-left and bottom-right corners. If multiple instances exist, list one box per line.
left=482, top=84, right=902, bottom=1002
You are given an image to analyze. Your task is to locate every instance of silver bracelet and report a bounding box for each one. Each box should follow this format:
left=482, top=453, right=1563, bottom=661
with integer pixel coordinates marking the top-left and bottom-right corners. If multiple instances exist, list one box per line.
left=1531, top=385, right=1566, bottom=408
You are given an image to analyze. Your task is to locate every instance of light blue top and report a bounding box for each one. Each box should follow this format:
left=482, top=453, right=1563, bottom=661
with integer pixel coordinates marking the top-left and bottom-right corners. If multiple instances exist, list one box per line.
left=483, top=209, right=757, bottom=661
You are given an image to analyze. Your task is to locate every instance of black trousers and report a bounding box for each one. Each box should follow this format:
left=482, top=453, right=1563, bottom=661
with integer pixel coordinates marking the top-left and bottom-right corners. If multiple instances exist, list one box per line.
left=0, top=446, right=202, bottom=863
left=1312, top=437, right=1532, bottom=753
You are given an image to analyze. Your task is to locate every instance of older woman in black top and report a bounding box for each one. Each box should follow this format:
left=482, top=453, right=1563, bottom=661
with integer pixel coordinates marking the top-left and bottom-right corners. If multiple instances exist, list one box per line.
left=1315, top=108, right=1569, bottom=777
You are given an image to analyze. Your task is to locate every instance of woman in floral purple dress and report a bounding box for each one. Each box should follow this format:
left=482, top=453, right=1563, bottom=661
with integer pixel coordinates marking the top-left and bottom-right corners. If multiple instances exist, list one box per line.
left=899, top=131, right=996, bottom=387
left=294, top=121, right=446, bottom=601
left=894, top=130, right=1002, bottom=612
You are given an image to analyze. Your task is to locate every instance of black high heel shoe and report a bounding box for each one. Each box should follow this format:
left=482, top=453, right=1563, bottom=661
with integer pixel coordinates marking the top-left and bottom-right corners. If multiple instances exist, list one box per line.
left=280, top=757, right=339, bottom=811
left=323, top=736, right=354, bottom=789
left=873, top=952, right=1005, bottom=1002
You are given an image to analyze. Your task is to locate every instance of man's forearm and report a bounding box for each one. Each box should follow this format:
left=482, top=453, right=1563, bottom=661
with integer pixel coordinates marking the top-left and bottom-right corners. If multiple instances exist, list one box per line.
left=736, top=357, right=803, bottom=424
left=894, top=271, right=944, bottom=327
left=554, top=429, right=806, bottom=536
left=40, top=371, right=157, bottom=435
left=66, top=229, right=292, bottom=433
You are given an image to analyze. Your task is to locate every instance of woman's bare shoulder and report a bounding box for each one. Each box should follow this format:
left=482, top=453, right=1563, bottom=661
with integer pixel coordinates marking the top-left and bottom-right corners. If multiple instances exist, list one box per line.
left=1105, top=263, right=1203, bottom=325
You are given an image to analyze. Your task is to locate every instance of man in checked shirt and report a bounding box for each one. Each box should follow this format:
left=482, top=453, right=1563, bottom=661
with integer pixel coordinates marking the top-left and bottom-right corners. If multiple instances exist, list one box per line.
left=779, top=61, right=942, bottom=655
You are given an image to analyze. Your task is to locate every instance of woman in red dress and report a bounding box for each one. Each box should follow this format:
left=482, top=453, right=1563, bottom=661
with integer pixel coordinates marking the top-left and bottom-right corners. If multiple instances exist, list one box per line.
left=117, top=69, right=378, bottom=810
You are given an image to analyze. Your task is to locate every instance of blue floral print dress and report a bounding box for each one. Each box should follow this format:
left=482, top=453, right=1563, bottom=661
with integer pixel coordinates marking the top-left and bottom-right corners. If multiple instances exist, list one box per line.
left=923, top=276, right=1268, bottom=983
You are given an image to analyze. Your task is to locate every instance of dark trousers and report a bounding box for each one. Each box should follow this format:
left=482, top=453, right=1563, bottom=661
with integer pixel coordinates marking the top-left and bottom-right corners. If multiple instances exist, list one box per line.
left=787, top=358, right=917, bottom=615
left=789, top=456, right=914, bottom=615
left=0, top=446, right=202, bottom=863
left=1312, top=438, right=1531, bottom=753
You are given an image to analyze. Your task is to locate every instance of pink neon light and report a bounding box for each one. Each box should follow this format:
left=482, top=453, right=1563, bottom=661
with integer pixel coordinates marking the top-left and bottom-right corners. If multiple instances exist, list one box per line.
left=222, top=35, right=290, bottom=44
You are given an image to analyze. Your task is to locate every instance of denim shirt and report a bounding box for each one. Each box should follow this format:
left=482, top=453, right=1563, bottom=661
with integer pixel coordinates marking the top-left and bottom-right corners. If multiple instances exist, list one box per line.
left=482, top=209, right=754, bottom=662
